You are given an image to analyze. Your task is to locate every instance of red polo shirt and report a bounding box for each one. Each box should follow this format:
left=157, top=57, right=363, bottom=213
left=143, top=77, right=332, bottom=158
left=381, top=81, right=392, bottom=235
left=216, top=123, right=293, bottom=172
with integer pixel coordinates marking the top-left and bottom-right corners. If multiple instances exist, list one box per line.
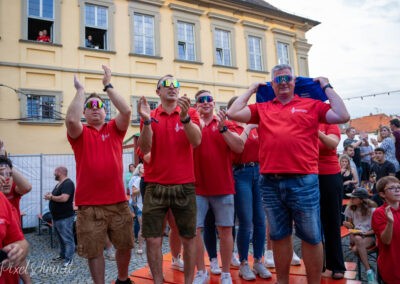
left=0, top=193, right=24, bottom=284
left=248, top=96, right=330, bottom=174
left=194, top=118, right=235, bottom=196
left=68, top=119, right=127, bottom=206
left=318, top=123, right=341, bottom=175
left=141, top=105, right=200, bottom=185
left=372, top=203, right=400, bottom=283
left=231, top=124, right=259, bottom=165
left=4, top=183, right=22, bottom=217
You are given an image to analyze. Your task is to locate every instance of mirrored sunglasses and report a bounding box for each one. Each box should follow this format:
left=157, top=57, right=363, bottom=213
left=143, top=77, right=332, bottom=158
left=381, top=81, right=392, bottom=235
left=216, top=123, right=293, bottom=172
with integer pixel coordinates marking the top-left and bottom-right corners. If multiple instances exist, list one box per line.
left=197, top=95, right=214, bottom=103
left=273, top=75, right=293, bottom=84
left=161, top=79, right=180, bottom=88
left=85, top=100, right=104, bottom=109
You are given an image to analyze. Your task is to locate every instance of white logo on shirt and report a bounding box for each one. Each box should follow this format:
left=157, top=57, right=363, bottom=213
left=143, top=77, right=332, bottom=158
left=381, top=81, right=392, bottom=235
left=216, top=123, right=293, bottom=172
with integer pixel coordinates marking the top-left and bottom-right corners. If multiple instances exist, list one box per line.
left=212, top=125, right=218, bottom=132
left=175, top=123, right=184, bottom=132
left=101, top=133, right=110, bottom=141
left=291, top=107, right=308, bottom=114
left=0, top=218, right=5, bottom=225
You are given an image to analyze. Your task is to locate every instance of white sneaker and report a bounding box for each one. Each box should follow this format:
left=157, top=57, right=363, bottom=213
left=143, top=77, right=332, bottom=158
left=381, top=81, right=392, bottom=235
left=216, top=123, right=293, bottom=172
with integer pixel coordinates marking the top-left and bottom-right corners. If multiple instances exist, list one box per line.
left=230, top=253, right=240, bottom=267
left=239, top=262, right=256, bottom=280
left=171, top=254, right=184, bottom=272
left=253, top=262, right=272, bottom=279
left=220, top=272, right=232, bottom=284
left=193, top=270, right=209, bottom=284
left=264, top=250, right=275, bottom=268
left=210, top=258, right=221, bottom=275
left=291, top=251, right=301, bottom=266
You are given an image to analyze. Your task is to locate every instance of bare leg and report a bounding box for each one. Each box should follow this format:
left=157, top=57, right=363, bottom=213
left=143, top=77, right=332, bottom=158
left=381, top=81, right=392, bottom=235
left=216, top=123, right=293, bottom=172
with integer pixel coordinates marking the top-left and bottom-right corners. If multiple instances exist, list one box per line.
left=217, top=226, right=233, bottom=273
left=88, top=255, right=105, bottom=284
left=195, top=228, right=206, bottom=271
left=168, top=210, right=182, bottom=258
left=272, top=236, right=292, bottom=284
left=181, top=236, right=196, bottom=284
left=19, top=259, right=32, bottom=284
left=146, top=237, right=163, bottom=284
left=116, top=248, right=132, bottom=281
left=353, top=236, right=374, bottom=270
left=302, top=241, right=323, bottom=284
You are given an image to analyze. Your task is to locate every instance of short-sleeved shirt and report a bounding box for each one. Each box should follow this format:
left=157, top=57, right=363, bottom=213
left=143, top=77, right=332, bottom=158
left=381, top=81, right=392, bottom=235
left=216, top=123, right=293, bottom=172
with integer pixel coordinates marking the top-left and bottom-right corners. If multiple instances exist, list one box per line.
left=4, top=183, right=22, bottom=217
left=128, top=176, right=142, bottom=210
left=393, top=130, right=400, bottom=162
left=370, top=160, right=396, bottom=181
left=318, top=123, right=341, bottom=175
left=372, top=203, right=400, bottom=283
left=248, top=96, right=330, bottom=174
left=231, top=124, right=259, bottom=165
left=49, top=178, right=75, bottom=221
left=68, top=119, right=127, bottom=206
left=344, top=206, right=374, bottom=233
left=194, top=118, right=235, bottom=196
left=343, top=138, right=361, bottom=167
left=0, top=193, right=24, bottom=284
left=141, top=105, right=200, bottom=185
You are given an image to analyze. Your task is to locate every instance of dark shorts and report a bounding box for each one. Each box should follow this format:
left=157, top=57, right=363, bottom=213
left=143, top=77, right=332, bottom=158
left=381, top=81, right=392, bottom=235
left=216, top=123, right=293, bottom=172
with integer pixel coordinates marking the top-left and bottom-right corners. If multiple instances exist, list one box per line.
left=142, top=183, right=196, bottom=239
left=76, top=202, right=134, bottom=258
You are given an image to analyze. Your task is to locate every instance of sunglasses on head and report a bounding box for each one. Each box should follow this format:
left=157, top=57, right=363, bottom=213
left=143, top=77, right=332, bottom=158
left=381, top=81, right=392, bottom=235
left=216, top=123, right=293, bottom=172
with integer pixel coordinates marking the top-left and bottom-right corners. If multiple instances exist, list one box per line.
left=85, top=100, right=104, bottom=109
left=160, top=79, right=180, bottom=88
left=197, top=95, right=213, bottom=103
left=273, top=75, right=293, bottom=84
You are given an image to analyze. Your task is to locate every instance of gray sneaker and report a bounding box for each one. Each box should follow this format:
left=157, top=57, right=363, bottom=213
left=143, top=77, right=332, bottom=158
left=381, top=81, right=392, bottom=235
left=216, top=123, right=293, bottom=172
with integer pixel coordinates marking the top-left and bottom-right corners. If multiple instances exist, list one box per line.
left=239, top=262, right=256, bottom=280
left=253, top=262, right=272, bottom=279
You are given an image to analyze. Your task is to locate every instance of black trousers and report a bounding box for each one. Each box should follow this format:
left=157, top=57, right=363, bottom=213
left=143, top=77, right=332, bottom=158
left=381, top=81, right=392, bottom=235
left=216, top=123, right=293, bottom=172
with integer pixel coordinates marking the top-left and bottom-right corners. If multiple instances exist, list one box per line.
left=319, top=173, right=346, bottom=273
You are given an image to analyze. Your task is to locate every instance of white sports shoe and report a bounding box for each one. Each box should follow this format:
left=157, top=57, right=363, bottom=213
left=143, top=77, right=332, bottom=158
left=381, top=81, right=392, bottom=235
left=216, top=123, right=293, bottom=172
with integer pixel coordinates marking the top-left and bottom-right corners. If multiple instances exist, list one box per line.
left=210, top=258, right=221, bottom=275
left=193, top=270, right=209, bottom=284
left=253, top=262, right=272, bottom=278
left=264, top=250, right=275, bottom=268
left=291, top=250, right=301, bottom=266
left=220, top=272, right=233, bottom=284
left=171, top=254, right=184, bottom=272
left=230, top=253, right=240, bottom=267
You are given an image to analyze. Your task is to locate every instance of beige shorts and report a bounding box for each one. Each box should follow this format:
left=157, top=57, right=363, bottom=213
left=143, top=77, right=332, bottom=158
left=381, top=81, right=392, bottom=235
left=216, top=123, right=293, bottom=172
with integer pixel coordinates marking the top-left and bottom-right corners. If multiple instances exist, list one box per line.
left=76, top=202, right=134, bottom=258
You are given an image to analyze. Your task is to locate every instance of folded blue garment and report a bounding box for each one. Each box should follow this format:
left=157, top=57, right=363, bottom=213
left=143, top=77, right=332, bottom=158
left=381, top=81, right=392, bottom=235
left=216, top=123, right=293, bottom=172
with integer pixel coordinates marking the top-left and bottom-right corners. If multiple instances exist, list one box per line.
left=256, top=76, right=328, bottom=103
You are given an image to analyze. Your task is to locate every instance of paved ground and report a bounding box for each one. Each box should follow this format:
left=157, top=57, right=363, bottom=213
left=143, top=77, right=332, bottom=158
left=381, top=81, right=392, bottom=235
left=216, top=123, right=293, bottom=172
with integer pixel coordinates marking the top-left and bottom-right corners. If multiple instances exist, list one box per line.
left=24, top=229, right=375, bottom=283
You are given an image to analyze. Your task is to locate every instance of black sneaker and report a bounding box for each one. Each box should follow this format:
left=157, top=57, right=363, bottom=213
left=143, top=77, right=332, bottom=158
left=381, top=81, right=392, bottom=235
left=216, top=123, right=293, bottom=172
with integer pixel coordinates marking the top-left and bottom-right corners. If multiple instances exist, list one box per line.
left=115, top=278, right=133, bottom=284
left=52, top=256, right=64, bottom=262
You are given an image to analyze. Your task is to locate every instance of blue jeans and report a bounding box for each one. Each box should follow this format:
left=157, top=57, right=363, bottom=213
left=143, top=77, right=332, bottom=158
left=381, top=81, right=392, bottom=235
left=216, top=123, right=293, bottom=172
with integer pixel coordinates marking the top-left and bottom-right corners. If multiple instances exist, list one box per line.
left=234, top=165, right=266, bottom=261
left=260, top=174, right=322, bottom=244
left=53, top=215, right=75, bottom=262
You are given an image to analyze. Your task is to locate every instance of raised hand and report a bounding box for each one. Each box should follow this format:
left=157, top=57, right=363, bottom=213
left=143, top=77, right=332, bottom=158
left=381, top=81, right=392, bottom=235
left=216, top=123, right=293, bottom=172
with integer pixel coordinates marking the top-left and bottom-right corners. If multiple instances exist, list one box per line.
left=137, top=96, right=151, bottom=121
left=216, top=109, right=227, bottom=129
left=385, top=205, right=394, bottom=224
left=102, top=65, right=112, bottom=87
left=73, top=75, right=84, bottom=91
left=178, top=94, right=191, bottom=119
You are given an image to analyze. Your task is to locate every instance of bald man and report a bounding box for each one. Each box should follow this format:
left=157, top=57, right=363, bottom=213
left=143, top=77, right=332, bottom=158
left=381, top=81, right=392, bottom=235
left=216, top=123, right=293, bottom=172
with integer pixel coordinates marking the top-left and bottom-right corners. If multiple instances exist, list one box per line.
left=44, top=166, right=75, bottom=267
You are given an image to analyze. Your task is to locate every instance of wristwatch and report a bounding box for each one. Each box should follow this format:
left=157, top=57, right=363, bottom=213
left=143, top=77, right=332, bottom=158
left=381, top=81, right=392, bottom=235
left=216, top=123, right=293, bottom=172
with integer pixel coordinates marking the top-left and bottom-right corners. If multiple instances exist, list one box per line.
left=143, top=119, right=152, bottom=126
left=219, top=126, right=228, bottom=133
left=322, top=83, right=333, bottom=92
left=103, top=83, right=113, bottom=92
left=180, top=116, right=191, bottom=124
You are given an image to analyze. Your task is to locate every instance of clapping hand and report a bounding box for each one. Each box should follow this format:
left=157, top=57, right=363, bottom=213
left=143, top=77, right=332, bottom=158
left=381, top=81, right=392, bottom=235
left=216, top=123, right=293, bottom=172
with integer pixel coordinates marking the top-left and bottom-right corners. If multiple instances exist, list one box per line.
left=137, top=96, right=151, bottom=121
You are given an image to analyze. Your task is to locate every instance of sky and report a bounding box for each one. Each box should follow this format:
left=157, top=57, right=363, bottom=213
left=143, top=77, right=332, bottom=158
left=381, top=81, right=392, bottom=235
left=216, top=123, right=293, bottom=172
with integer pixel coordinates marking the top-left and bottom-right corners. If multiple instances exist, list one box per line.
left=265, top=0, right=400, bottom=118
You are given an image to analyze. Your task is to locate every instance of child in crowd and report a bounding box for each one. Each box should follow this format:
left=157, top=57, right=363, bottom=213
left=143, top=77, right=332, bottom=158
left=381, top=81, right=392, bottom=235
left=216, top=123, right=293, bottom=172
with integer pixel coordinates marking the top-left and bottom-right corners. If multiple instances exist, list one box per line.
left=371, top=176, right=400, bottom=284
left=343, top=188, right=377, bottom=284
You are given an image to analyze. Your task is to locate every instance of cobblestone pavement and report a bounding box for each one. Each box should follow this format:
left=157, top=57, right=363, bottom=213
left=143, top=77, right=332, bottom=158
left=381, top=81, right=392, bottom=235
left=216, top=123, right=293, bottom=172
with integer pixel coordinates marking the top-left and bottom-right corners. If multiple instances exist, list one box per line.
left=24, top=230, right=375, bottom=283
left=25, top=231, right=170, bottom=284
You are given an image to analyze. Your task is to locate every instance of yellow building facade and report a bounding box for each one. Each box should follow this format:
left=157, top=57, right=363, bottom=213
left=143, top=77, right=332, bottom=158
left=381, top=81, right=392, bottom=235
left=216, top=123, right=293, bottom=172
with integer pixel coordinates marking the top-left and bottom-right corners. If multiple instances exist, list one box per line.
left=0, top=0, right=318, bottom=154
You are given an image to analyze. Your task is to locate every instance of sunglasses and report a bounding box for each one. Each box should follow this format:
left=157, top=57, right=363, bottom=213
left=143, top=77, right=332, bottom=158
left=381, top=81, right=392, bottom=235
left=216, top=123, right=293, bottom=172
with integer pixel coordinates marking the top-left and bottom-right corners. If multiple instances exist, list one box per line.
left=160, top=79, right=180, bottom=88
left=197, top=95, right=214, bottom=103
left=85, top=100, right=104, bottom=109
left=273, top=75, right=293, bottom=84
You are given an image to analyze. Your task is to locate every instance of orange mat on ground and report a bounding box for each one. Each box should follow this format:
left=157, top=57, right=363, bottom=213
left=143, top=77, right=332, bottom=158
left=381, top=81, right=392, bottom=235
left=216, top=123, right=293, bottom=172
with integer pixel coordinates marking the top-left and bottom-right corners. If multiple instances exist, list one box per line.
left=128, top=252, right=361, bottom=283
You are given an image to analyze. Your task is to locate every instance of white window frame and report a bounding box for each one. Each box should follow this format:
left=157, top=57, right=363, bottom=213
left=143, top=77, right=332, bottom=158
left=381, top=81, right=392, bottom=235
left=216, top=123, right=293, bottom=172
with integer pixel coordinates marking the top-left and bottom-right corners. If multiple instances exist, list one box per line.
left=79, top=0, right=115, bottom=51
left=129, top=1, right=162, bottom=58
left=272, top=28, right=295, bottom=66
left=133, top=13, right=155, bottom=56
left=177, top=21, right=196, bottom=61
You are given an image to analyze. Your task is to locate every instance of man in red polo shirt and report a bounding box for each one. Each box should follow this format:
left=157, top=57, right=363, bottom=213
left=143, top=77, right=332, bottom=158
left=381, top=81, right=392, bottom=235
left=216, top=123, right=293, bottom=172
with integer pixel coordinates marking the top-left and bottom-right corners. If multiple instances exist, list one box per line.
left=227, top=64, right=350, bottom=284
left=192, top=90, right=243, bottom=284
left=137, top=75, right=201, bottom=284
left=66, top=65, right=133, bottom=284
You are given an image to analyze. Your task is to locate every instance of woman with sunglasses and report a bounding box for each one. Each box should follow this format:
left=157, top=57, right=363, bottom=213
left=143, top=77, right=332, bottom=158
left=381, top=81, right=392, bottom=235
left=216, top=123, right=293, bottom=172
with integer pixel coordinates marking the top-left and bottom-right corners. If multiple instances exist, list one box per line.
left=372, top=176, right=400, bottom=284
left=371, top=126, right=400, bottom=173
